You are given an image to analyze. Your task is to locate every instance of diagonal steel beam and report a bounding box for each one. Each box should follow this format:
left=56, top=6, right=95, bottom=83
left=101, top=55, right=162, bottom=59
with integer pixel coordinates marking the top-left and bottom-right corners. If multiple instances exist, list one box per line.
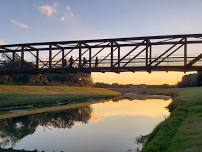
left=122, top=47, right=147, bottom=67
left=91, top=42, right=111, bottom=59
left=51, top=50, right=62, bottom=60
left=25, top=46, right=49, bottom=68
left=98, top=47, right=118, bottom=64
left=187, top=54, right=202, bottom=67
left=52, top=44, right=79, bottom=67
left=113, top=40, right=146, bottom=67
left=1, top=53, right=12, bottom=61
left=1, top=46, right=24, bottom=61
left=51, top=44, right=65, bottom=61
left=154, top=44, right=184, bottom=66
left=149, top=38, right=184, bottom=66
left=0, top=46, right=21, bottom=61
left=75, top=48, right=90, bottom=61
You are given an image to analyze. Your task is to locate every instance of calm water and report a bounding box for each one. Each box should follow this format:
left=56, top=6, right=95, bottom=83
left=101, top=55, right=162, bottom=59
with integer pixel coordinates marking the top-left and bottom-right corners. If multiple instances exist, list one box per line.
left=0, top=98, right=171, bottom=152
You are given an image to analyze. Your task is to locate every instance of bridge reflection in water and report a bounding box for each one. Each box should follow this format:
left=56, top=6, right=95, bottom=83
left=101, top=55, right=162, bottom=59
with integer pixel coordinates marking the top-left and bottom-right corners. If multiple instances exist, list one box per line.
left=1, top=34, right=202, bottom=74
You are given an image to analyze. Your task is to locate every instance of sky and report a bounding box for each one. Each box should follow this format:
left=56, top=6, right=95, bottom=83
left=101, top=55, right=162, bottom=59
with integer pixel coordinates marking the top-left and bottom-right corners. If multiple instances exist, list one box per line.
left=0, top=0, right=201, bottom=84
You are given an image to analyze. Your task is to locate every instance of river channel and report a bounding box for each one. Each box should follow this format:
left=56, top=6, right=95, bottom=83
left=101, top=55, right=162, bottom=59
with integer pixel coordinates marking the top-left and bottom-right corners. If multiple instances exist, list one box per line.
left=0, top=98, right=171, bottom=152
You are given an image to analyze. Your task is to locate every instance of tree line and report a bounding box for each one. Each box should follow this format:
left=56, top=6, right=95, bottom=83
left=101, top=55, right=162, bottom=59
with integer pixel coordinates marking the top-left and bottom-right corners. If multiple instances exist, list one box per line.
left=0, top=54, right=93, bottom=86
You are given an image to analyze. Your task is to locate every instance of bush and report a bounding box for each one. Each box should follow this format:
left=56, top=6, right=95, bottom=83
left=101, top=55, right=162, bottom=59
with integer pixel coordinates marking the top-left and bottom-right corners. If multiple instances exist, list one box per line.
left=178, top=73, right=198, bottom=87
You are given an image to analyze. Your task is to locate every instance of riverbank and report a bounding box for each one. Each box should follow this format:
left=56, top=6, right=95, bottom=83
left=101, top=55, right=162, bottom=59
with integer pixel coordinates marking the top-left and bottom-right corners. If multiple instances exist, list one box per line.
left=110, top=86, right=202, bottom=151
left=0, top=85, right=121, bottom=110
left=141, top=87, right=202, bottom=152
left=0, top=101, right=97, bottom=120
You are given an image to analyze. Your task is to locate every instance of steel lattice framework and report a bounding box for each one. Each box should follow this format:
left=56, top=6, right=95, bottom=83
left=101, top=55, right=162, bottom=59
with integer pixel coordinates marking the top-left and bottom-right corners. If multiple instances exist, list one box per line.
left=1, top=33, right=202, bottom=74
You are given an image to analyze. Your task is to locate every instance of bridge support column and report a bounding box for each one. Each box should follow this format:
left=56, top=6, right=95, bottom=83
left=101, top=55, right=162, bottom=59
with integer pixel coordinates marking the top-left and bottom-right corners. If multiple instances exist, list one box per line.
left=184, top=37, right=187, bottom=67
left=149, top=45, right=152, bottom=65
left=79, top=43, right=82, bottom=69
left=21, top=46, right=24, bottom=66
left=111, top=42, right=113, bottom=68
left=36, top=50, right=39, bottom=69
left=146, top=40, right=149, bottom=67
left=12, top=51, right=15, bottom=66
left=61, top=48, right=64, bottom=67
left=146, top=40, right=152, bottom=73
left=118, top=46, right=120, bottom=68
left=49, top=45, right=52, bottom=70
left=89, top=48, right=91, bottom=69
left=148, top=44, right=152, bottom=73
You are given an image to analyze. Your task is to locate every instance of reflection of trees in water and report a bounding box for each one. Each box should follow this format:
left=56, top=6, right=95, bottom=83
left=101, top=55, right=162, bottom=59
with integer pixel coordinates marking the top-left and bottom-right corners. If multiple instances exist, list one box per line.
left=37, top=106, right=92, bottom=129
left=0, top=106, right=92, bottom=147
left=0, top=117, right=38, bottom=148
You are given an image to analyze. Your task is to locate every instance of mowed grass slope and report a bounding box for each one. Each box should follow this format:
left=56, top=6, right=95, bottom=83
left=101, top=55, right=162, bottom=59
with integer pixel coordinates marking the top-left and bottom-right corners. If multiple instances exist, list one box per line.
left=142, top=87, right=202, bottom=152
left=0, top=85, right=121, bottom=108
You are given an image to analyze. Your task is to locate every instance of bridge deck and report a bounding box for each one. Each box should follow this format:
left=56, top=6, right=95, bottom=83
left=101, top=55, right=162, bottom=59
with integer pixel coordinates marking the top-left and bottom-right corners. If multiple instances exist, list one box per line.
left=1, top=33, right=202, bottom=74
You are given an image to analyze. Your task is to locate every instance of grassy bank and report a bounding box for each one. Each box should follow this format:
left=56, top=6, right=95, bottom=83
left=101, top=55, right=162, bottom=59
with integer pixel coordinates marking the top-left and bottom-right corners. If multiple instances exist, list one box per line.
left=142, top=87, right=202, bottom=152
left=0, top=101, right=96, bottom=120
left=0, top=85, right=121, bottom=109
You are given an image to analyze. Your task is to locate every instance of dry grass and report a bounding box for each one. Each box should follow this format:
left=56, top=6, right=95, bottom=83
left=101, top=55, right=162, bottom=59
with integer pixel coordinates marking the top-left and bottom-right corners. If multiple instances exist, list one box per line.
left=0, top=85, right=121, bottom=109
left=0, top=85, right=120, bottom=96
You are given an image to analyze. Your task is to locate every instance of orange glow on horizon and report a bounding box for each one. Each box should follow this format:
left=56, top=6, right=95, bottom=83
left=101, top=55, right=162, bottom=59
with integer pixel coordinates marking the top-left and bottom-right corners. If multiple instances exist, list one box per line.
left=92, top=71, right=195, bottom=85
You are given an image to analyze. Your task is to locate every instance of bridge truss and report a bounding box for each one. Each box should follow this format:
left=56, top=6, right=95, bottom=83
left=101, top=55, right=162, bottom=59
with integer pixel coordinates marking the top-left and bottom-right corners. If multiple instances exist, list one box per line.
left=1, top=34, right=202, bottom=74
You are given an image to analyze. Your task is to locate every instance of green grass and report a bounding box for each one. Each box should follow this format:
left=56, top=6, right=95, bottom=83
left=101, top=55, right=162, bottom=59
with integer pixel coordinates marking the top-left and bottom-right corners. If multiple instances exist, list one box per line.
left=142, top=87, right=202, bottom=152
left=0, top=85, right=121, bottom=109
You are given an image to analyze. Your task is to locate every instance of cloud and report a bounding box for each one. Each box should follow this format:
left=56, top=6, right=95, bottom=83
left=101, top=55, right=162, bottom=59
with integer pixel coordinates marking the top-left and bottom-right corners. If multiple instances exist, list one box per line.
left=38, top=2, right=74, bottom=23
left=60, top=16, right=65, bottom=21
left=0, top=38, right=6, bottom=45
left=66, top=6, right=74, bottom=18
left=59, top=5, right=75, bottom=22
left=10, top=19, right=29, bottom=29
left=39, top=2, right=57, bottom=16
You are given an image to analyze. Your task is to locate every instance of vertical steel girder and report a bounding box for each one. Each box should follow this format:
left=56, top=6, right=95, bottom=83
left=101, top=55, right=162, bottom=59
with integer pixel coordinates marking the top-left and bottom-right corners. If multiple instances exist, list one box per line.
left=184, top=37, right=187, bottom=66
left=49, top=45, right=52, bottom=69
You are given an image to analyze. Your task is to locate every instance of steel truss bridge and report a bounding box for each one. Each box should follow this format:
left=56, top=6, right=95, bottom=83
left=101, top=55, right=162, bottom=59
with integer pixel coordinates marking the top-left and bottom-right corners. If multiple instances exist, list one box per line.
left=1, top=33, right=202, bottom=74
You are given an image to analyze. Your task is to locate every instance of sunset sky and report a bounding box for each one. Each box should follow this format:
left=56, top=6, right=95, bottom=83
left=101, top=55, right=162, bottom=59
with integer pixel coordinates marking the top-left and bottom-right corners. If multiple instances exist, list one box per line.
left=0, top=0, right=201, bottom=84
